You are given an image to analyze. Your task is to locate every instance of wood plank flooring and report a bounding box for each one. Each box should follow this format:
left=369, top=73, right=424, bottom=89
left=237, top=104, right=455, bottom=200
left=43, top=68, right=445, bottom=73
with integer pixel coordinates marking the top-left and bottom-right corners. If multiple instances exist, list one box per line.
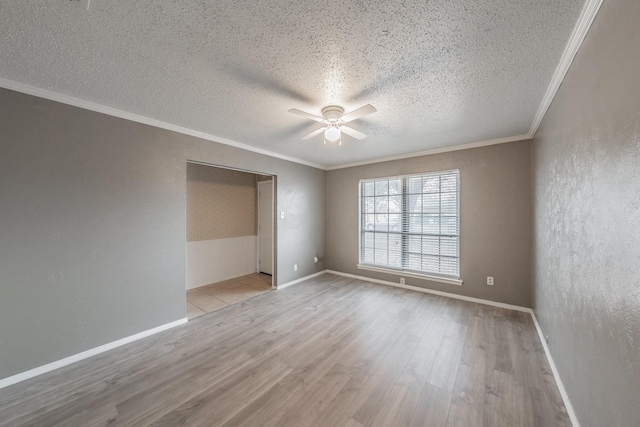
left=0, top=274, right=571, bottom=426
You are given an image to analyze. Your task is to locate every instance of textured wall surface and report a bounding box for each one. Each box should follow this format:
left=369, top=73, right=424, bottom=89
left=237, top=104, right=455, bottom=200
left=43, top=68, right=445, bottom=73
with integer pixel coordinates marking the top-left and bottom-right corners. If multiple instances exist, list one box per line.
left=327, top=140, right=532, bottom=307
left=187, top=163, right=256, bottom=241
left=531, top=1, right=640, bottom=426
left=0, top=88, right=325, bottom=380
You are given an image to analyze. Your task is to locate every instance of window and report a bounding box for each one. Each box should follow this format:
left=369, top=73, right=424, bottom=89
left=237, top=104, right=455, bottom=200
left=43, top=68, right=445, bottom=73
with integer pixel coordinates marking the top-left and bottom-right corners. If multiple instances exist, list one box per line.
left=359, top=170, right=460, bottom=280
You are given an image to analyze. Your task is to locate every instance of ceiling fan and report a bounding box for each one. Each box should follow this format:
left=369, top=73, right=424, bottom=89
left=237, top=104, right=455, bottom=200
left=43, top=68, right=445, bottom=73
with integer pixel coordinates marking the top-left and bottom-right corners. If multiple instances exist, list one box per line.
left=288, top=104, right=377, bottom=145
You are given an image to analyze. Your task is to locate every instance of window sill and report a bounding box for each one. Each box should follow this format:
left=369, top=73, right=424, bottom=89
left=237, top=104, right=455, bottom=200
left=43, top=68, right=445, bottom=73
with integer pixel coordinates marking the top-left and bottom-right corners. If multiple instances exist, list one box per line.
left=356, top=264, right=463, bottom=286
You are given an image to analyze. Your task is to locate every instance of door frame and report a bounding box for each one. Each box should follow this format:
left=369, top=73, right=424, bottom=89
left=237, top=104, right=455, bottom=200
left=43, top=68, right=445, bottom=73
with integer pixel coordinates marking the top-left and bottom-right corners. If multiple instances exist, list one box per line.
left=186, top=160, right=277, bottom=289
left=257, top=179, right=275, bottom=283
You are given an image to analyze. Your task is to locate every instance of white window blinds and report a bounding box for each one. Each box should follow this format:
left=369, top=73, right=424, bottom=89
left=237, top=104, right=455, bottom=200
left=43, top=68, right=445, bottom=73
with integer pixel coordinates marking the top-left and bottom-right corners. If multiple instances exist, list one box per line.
left=359, top=170, right=460, bottom=278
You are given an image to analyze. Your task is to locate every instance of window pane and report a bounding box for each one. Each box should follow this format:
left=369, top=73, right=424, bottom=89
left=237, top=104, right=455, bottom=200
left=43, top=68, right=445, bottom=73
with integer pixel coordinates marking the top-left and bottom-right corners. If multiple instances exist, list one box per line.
left=422, top=255, right=440, bottom=272
left=375, top=180, right=389, bottom=196
left=408, top=214, right=422, bottom=233
left=441, top=216, right=458, bottom=235
left=389, top=196, right=402, bottom=213
left=441, top=192, right=457, bottom=214
left=440, top=257, right=459, bottom=276
left=359, top=170, right=459, bottom=277
left=423, top=193, right=439, bottom=213
left=389, top=179, right=402, bottom=195
left=374, top=214, right=388, bottom=231
left=408, top=177, right=422, bottom=194
left=363, top=197, right=375, bottom=213
left=440, top=237, right=458, bottom=257
left=388, top=214, right=402, bottom=232
left=408, top=194, right=421, bottom=213
left=363, top=214, right=375, bottom=231
left=362, top=247, right=374, bottom=263
left=421, top=236, right=440, bottom=256
left=374, top=233, right=388, bottom=250
left=363, top=181, right=375, bottom=197
left=374, top=249, right=388, bottom=265
left=388, top=234, right=402, bottom=267
left=423, top=215, right=440, bottom=234
left=407, top=253, right=421, bottom=271
left=441, top=174, right=457, bottom=192
left=407, top=235, right=421, bottom=253
left=374, top=196, right=388, bottom=213
left=423, top=176, right=440, bottom=193
left=362, top=231, right=375, bottom=248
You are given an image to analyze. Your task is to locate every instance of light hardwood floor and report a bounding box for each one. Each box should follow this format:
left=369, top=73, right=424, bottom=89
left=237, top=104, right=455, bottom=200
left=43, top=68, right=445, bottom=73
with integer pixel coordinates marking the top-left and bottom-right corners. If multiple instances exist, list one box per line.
left=0, top=274, right=570, bottom=426
left=186, top=273, right=272, bottom=319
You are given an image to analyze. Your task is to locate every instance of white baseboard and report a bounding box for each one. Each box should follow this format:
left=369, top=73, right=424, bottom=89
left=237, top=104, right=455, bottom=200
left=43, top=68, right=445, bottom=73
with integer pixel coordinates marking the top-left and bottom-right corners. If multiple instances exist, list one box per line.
left=0, top=272, right=580, bottom=427
left=277, top=270, right=328, bottom=289
left=325, top=269, right=579, bottom=427
left=0, top=317, right=188, bottom=390
left=326, top=270, right=530, bottom=312
left=530, top=311, right=581, bottom=427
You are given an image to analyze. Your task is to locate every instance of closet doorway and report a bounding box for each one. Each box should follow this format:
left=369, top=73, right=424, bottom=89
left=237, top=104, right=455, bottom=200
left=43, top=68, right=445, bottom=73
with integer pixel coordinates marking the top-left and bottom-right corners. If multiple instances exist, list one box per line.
left=257, top=180, right=273, bottom=275
left=185, top=162, right=275, bottom=320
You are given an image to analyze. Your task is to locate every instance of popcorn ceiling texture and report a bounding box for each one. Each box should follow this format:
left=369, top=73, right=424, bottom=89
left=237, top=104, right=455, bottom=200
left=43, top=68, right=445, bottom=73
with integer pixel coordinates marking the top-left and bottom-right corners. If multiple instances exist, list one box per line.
left=532, top=1, right=640, bottom=426
left=187, top=163, right=257, bottom=242
left=0, top=0, right=585, bottom=167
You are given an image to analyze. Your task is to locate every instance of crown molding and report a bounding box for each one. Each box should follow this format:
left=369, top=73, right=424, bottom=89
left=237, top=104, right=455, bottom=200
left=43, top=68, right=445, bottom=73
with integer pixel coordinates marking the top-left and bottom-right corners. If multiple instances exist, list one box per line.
left=327, top=0, right=603, bottom=171
left=0, top=78, right=325, bottom=171
left=326, top=133, right=531, bottom=170
left=528, top=0, right=604, bottom=137
left=1, top=0, right=601, bottom=172
left=0, top=77, right=531, bottom=171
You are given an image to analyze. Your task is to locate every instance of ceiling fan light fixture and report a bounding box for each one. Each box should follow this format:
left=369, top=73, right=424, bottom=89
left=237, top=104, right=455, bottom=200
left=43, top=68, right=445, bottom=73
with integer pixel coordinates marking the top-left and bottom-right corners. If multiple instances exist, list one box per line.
left=289, top=104, right=376, bottom=145
left=324, top=125, right=341, bottom=143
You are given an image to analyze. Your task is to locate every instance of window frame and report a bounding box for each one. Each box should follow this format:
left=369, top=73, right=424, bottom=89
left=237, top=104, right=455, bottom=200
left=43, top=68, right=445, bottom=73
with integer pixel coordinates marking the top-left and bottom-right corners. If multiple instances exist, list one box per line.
left=357, top=169, right=463, bottom=286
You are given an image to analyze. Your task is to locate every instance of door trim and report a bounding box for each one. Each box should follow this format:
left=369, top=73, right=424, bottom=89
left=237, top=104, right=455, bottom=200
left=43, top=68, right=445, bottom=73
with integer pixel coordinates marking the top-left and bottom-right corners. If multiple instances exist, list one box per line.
left=257, top=180, right=274, bottom=278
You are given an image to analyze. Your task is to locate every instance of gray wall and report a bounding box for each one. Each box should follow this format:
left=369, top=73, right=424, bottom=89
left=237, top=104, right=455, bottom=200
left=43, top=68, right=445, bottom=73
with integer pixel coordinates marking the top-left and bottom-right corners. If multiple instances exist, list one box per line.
left=0, top=88, right=325, bottom=380
left=186, top=163, right=257, bottom=242
left=531, top=1, right=640, bottom=426
left=326, top=140, right=532, bottom=307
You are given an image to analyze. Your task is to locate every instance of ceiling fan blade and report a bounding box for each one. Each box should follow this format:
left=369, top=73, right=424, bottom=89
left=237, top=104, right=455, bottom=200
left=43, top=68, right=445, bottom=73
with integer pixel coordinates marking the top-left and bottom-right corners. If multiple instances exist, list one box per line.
left=288, top=109, right=325, bottom=123
left=341, top=126, right=367, bottom=140
left=301, top=127, right=326, bottom=140
left=341, top=104, right=377, bottom=123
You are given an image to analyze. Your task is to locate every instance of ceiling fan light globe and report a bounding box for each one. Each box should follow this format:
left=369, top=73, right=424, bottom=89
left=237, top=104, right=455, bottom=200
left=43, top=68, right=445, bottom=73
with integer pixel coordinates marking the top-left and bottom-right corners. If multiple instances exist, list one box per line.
left=324, top=126, right=341, bottom=143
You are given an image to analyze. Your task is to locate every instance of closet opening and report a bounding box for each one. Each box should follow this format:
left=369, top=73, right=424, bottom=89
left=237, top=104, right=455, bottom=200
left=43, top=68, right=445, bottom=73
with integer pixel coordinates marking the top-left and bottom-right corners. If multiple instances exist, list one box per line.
left=185, top=161, right=275, bottom=320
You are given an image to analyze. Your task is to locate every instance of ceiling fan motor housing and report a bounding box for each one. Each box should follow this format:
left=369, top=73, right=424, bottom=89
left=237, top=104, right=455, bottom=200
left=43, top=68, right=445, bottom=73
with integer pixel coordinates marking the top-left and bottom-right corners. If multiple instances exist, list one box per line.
left=289, top=104, right=374, bottom=143
left=321, top=106, right=344, bottom=123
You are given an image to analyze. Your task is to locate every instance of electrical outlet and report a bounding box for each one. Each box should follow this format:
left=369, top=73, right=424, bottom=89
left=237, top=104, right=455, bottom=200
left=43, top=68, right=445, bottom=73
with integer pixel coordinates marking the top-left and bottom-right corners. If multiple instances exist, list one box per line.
left=313, top=257, right=319, bottom=263
left=280, top=211, right=285, bottom=219
left=487, top=276, right=494, bottom=286
left=400, top=278, right=405, bottom=285
left=293, top=264, right=297, bottom=271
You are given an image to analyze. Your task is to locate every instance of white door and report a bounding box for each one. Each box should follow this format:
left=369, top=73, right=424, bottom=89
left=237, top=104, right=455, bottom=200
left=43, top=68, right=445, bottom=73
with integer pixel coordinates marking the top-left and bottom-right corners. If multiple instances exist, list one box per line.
left=257, top=180, right=273, bottom=275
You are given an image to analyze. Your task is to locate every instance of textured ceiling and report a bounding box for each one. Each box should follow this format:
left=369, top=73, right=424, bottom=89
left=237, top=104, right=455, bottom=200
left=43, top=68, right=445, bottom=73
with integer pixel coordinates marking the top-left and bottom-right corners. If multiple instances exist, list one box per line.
left=0, top=0, right=587, bottom=168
